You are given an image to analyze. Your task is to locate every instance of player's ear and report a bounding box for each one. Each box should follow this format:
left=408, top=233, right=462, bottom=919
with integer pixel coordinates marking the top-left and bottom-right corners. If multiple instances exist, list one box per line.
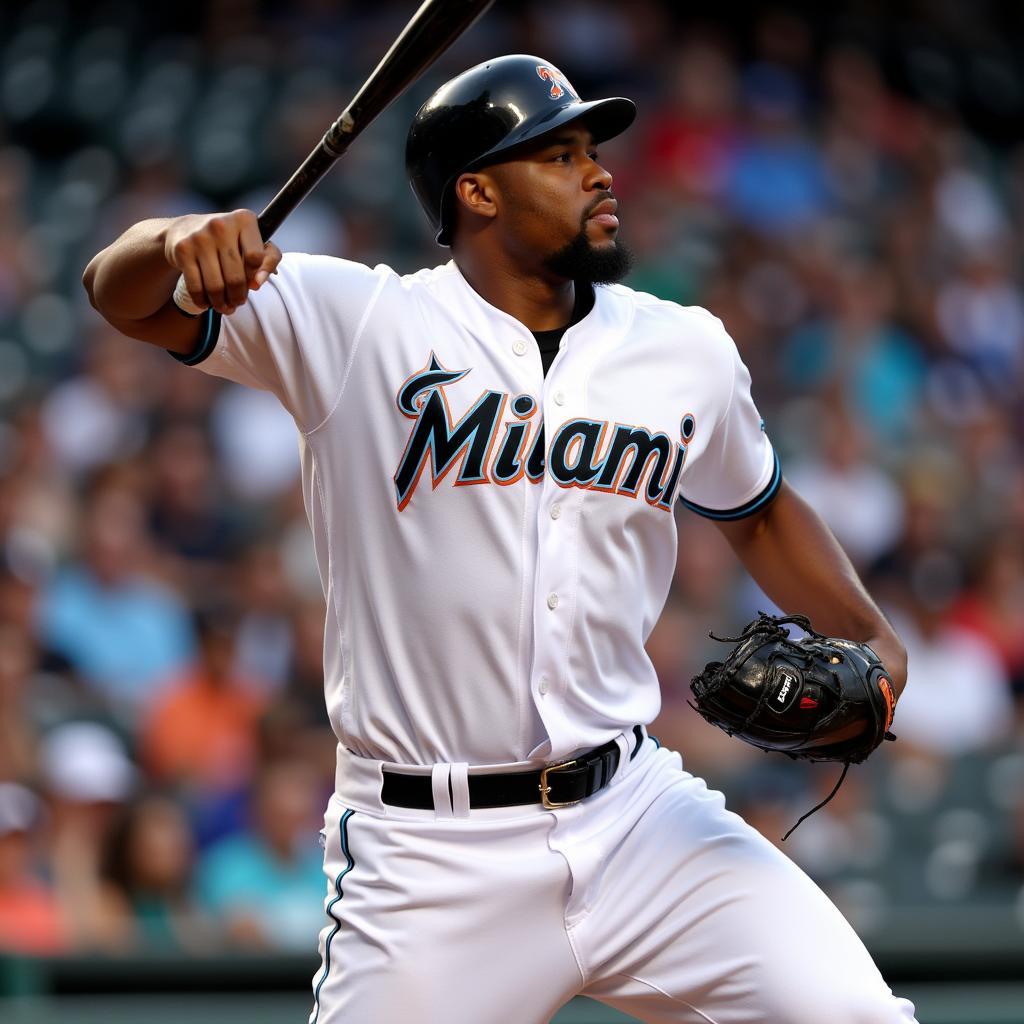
left=453, top=171, right=498, bottom=224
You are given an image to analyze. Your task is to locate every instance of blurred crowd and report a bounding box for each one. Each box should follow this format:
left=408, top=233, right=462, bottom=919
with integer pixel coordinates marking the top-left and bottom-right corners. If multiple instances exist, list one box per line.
left=1, top=0, right=1024, bottom=959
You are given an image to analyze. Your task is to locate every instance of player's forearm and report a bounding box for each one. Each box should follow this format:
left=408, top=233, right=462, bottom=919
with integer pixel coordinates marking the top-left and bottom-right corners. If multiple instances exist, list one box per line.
left=82, top=219, right=205, bottom=354
left=84, top=211, right=281, bottom=354
left=83, top=219, right=181, bottom=322
left=717, top=482, right=907, bottom=694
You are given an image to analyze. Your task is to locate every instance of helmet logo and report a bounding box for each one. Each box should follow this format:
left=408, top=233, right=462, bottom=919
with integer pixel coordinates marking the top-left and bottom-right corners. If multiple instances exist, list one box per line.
left=536, top=65, right=577, bottom=101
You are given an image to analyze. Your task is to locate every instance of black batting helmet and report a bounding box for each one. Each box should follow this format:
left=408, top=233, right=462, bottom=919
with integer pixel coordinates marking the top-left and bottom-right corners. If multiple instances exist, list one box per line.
left=406, top=54, right=636, bottom=246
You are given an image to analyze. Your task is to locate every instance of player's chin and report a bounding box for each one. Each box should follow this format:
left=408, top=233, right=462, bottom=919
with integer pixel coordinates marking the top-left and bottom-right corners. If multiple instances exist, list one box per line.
left=584, top=217, right=620, bottom=245
left=543, top=227, right=633, bottom=284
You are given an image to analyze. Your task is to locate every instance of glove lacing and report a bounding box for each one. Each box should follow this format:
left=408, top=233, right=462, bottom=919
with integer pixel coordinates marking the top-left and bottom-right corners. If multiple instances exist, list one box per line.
left=702, top=612, right=867, bottom=842
left=700, top=613, right=840, bottom=743
left=780, top=761, right=850, bottom=842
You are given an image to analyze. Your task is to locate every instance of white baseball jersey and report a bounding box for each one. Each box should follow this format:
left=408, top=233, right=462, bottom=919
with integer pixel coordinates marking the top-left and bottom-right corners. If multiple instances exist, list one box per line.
left=179, top=255, right=780, bottom=767
left=175, top=256, right=920, bottom=1024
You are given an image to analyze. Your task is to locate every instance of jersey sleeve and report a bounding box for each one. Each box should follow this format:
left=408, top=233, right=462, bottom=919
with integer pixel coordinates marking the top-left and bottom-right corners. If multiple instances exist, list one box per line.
left=678, top=330, right=781, bottom=520
left=169, top=253, right=389, bottom=433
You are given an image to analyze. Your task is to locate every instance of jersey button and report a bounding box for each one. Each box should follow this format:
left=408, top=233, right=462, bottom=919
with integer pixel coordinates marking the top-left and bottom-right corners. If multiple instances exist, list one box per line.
left=513, top=340, right=528, bottom=356
left=538, top=677, right=550, bottom=696
left=550, top=504, right=562, bottom=520
left=554, top=391, right=566, bottom=405
left=546, top=592, right=559, bottom=610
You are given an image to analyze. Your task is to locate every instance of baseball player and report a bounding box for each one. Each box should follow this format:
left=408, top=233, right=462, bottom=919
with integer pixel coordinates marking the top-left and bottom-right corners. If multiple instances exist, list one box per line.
left=84, top=55, right=918, bottom=1024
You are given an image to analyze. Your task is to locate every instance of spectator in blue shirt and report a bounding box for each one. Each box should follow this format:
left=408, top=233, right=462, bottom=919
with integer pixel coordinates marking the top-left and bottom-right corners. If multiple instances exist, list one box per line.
left=38, top=467, right=194, bottom=722
left=195, top=758, right=327, bottom=951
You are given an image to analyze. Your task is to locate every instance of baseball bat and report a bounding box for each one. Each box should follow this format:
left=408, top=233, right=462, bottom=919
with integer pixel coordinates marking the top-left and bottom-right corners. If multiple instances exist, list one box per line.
left=173, top=0, right=494, bottom=314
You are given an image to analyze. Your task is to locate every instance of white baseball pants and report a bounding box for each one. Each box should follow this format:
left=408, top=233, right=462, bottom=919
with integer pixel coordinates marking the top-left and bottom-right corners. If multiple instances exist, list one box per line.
left=310, top=735, right=919, bottom=1024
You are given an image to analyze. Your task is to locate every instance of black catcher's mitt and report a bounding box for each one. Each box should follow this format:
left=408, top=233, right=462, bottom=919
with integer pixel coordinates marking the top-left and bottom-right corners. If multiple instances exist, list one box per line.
left=690, top=612, right=897, bottom=765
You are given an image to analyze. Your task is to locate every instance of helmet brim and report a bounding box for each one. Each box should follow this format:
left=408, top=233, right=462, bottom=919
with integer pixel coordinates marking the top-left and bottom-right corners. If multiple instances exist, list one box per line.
left=479, top=96, right=637, bottom=163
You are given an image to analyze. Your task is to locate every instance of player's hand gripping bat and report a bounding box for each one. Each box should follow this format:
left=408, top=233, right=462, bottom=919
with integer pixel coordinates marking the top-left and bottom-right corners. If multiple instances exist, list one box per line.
left=172, top=0, right=494, bottom=314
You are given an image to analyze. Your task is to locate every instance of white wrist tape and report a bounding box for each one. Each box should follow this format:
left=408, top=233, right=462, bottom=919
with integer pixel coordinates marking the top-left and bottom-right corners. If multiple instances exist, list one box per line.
left=172, top=274, right=207, bottom=316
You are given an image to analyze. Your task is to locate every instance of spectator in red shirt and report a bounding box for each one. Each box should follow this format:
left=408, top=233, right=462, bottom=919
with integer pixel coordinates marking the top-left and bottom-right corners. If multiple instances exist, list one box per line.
left=948, top=531, right=1024, bottom=697
left=0, top=783, right=69, bottom=954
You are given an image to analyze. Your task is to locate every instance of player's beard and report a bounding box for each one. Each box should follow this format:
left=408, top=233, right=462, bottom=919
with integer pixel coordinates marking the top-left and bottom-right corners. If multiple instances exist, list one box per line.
left=543, top=230, right=634, bottom=285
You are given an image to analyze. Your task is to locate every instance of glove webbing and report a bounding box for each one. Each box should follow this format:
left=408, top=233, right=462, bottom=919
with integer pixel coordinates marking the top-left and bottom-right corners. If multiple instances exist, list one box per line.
left=705, top=613, right=860, bottom=841
left=697, top=613, right=845, bottom=750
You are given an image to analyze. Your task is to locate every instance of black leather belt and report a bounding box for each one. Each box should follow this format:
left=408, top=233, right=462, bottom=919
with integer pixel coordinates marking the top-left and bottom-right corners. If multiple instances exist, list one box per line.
left=381, top=725, right=645, bottom=810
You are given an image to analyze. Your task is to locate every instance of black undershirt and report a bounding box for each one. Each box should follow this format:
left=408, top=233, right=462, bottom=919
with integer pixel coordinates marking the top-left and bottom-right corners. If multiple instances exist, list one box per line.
left=531, top=284, right=595, bottom=376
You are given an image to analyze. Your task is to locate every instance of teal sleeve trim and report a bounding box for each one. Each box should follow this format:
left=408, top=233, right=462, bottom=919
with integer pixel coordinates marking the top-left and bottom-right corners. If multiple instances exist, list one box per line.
left=680, top=450, right=782, bottom=521
left=168, top=308, right=222, bottom=366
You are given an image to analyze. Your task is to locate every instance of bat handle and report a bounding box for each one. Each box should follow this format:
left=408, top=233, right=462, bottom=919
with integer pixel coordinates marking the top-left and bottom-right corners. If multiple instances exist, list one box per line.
left=172, top=126, right=352, bottom=317
left=256, top=134, right=347, bottom=240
